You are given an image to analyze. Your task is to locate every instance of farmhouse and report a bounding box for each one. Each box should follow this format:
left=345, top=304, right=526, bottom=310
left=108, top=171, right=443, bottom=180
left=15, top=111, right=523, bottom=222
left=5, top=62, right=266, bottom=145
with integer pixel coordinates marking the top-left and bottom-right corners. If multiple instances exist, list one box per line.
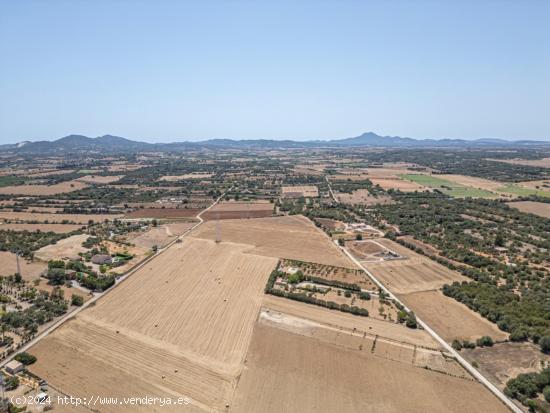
left=5, top=360, right=24, bottom=374
left=91, top=254, right=112, bottom=265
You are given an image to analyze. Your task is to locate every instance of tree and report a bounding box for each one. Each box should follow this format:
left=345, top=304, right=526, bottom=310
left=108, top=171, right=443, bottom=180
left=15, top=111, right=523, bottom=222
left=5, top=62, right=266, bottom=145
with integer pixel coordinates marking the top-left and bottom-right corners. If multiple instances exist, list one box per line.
left=539, top=336, right=550, bottom=354
left=544, top=386, right=550, bottom=403
left=71, top=294, right=84, bottom=306
left=406, top=312, right=418, bottom=329
left=14, top=351, right=37, bottom=365
left=355, top=233, right=363, bottom=241
left=5, top=375, right=19, bottom=390
left=476, top=336, right=494, bottom=347
left=452, top=339, right=463, bottom=351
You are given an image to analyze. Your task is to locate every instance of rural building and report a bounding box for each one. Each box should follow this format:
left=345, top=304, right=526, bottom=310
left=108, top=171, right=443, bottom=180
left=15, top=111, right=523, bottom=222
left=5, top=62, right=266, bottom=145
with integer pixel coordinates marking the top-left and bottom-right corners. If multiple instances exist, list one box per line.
left=91, top=254, right=112, bottom=265
left=5, top=360, right=24, bottom=374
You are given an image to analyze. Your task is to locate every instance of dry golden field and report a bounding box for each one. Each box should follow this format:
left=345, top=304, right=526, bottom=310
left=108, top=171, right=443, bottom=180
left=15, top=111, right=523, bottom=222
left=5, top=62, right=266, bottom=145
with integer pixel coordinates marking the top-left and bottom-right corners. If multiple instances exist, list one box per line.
left=230, top=322, right=507, bottom=413
left=34, top=234, right=89, bottom=261
left=0, top=223, right=83, bottom=233
left=436, top=174, right=504, bottom=191
left=0, top=180, right=88, bottom=195
left=0, top=251, right=46, bottom=280
left=0, top=211, right=122, bottom=224
left=128, top=222, right=196, bottom=249
left=29, top=237, right=277, bottom=412
left=400, top=291, right=508, bottom=342
left=281, top=185, right=319, bottom=197
left=362, top=239, right=467, bottom=294
left=489, top=157, right=550, bottom=168
left=159, top=173, right=214, bottom=181
left=76, top=175, right=123, bottom=184
left=192, top=216, right=355, bottom=267
left=370, top=177, right=426, bottom=191
left=506, top=201, right=550, bottom=218
left=336, top=189, right=395, bottom=206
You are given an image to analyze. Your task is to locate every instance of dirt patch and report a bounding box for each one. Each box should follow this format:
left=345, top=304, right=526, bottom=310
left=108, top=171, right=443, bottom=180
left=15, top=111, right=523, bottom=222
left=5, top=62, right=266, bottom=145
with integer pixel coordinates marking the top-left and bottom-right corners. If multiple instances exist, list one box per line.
left=192, top=215, right=356, bottom=267
left=507, top=201, right=550, bottom=218
left=34, top=234, right=89, bottom=261
left=0, top=251, right=46, bottom=280
left=462, top=342, right=550, bottom=389
left=400, top=290, right=508, bottom=343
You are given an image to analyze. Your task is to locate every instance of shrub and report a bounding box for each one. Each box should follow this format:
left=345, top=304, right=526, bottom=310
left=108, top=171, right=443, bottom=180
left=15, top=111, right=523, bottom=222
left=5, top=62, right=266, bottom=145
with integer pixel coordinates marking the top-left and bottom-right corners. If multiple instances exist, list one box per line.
left=71, top=294, right=84, bottom=306
left=14, top=351, right=37, bottom=365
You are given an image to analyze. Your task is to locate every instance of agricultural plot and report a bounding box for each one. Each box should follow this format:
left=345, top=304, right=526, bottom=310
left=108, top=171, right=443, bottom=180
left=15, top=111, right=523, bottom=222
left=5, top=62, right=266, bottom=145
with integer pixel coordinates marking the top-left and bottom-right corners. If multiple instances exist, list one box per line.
left=497, top=184, right=550, bottom=198
left=506, top=201, right=550, bottom=218
left=281, top=185, right=319, bottom=198
left=201, top=201, right=273, bottom=220
left=231, top=322, right=507, bottom=413
left=29, top=237, right=278, bottom=412
left=127, top=221, right=196, bottom=249
left=0, top=211, right=122, bottom=224
left=0, top=180, right=88, bottom=195
left=489, top=157, right=550, bottom=168
left=401, top=174, right=497, bottom=198
left=462, top=342, right=550, bottom=389
left=346, top=239, right=403, bottom=262
left=400, top=291, right=508, bottom=342
left=192, top=216, right=355, bottom=267
left=124, top=208, right=202, bottom=219
left=337, top=189, right=394, bottom=206
left=159, top=172, right=214, bottom=181
left=0, top=223, right=83, bottom=233
left=362, top=239, right=467, bottom=294
left=34, top=234, right=89, bottom=261
left=0, top=251, right=46, bottom=280
left=370, top=177, right=426, bottom=192
left=76, top=175, right=123, bottom=184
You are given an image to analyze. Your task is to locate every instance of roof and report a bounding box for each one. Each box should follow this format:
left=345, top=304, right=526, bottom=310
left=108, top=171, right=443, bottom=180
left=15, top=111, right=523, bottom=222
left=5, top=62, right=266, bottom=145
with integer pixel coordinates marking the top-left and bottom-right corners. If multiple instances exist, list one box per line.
left=5, top=360, right=23, bottom=369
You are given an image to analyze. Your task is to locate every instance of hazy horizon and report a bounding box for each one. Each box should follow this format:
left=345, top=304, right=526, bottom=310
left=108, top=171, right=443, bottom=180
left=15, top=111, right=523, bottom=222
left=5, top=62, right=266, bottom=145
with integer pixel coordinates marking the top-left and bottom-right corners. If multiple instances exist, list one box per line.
left=1, top=1, right=549, bottom=144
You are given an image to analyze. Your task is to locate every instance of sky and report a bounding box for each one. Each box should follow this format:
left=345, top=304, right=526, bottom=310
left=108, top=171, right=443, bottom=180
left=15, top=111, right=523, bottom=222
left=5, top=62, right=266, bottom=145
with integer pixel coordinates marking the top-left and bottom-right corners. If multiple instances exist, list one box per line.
left=0, top=0, right=549, bottom=144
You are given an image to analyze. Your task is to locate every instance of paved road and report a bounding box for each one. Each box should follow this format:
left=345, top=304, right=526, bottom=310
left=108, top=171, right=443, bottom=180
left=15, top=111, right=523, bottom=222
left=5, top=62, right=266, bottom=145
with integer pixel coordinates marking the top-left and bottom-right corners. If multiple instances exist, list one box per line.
left=0, top=190, right=228, bottom=368
left=339, top=243, right=522, bottom=413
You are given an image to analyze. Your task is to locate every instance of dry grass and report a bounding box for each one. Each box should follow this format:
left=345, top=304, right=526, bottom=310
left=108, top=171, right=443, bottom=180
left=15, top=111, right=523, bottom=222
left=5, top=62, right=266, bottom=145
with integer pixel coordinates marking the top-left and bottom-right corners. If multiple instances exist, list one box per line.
left=337, top=189, right=395, bottom=206
left=34, top=234, right=89, bottom=261
left=437, top=174, right=504, bottom=191
left=0, top=251, right=46, bottom=280
left=231, top=322, right=507, bottom=413
left=129, top=222, right=196, bottom=248
left=0, top=223, right=83, bottom=233
left=507, top=201, right=550, bottom=218
left=124, top=208, right=202, bottom=219
left=192, top=216, right=356, bottom=267
left=159, top=173, right=214, bottom=181
left=489, top=157, right=550, bottom=168
left=0, top=180, right=88, bottom=195
left=400, top=290, right=508, bottom=342
left=29, top=237, right=277, bottom=412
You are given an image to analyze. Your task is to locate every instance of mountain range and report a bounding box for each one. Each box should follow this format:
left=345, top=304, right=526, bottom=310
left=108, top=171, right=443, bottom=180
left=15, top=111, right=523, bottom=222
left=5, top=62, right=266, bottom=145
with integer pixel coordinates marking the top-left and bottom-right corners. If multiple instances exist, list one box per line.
left=1, top=132, right=549, bottom=154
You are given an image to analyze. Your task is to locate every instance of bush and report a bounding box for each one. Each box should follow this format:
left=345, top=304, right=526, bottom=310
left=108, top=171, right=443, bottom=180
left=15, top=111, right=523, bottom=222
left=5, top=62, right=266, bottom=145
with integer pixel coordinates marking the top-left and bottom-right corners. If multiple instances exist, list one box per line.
left=544, top=386, right=550, bottom=403
left=451, top=339, right=462, bottom=351
left=358, top=291, right=371, bottom=300
left=539, top=336, right=550, bottom=354
left=5, top=375, right=19, bottom=390
left=476, top=336, right=494, bottom=347
left=14, top=351, right=37, bottom=365
left=71, top=294, right=84, bottom=306
left=406, top=312, right=418, bottom=329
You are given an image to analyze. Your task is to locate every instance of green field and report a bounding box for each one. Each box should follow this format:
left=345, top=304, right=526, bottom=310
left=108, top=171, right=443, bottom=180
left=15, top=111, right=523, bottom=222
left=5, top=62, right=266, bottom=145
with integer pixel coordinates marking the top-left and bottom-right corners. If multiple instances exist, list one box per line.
left=400, top=174, right=498, bottom=198
left=497, top=184, right=550, bottom=198
left=0, top=175, right=26, bottom=187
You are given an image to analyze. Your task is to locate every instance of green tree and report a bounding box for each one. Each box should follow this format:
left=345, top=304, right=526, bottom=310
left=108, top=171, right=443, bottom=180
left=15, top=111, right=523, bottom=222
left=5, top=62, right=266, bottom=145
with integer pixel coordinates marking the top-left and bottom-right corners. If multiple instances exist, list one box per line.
left=71, top=294, right=84, bottom=306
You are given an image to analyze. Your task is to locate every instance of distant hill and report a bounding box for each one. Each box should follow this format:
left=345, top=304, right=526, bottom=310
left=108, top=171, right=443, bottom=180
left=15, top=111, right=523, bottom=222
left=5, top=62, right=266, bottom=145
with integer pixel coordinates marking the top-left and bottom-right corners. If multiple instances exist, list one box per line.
left=2, top=132, right=549, bottom=154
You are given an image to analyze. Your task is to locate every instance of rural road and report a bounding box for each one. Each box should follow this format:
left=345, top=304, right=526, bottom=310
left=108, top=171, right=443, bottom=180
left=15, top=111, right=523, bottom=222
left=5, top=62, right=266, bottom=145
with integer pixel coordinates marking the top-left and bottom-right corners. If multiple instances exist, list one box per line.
left=325, top=176, right=338, bottom=202
left=0, top=189, right=229, bottom=369
left=338, top=243, right=523, bottom=413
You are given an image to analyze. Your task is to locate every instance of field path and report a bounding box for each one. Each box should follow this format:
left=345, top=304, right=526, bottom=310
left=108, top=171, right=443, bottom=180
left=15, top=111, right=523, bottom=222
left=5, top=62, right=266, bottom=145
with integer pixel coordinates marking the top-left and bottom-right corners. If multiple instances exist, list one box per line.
left=0, top=189, right=229, bottom=369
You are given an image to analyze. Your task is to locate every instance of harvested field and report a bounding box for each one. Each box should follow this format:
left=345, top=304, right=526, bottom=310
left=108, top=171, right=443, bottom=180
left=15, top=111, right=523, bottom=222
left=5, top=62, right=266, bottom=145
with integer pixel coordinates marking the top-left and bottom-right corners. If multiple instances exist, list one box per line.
left=489, top=157, right=550, bottom=168
left=370, top=177, right=426, bottom=192
left=129, top=221, right=196, bottom=248
left=346, top=239, right=400, bottom=262
left=517, top=179, right=550, bottom=190
left=437, top=174, right=504, bottom=191
left=281, top=185, right=318, bottom=198
left=362, top=239, right=467, bottom=294
left=0, top=211, right=121, bottom=224
left=209, top=201, right=273, bottom=211
left=0, top=251, right=46, bottom=280
left=462, top=342, right=550, bottom=389
left=125, top=208, right=202, bottom=219
left=201, top=210, right=273, bottom=220
left=506, top=201, right=550, bottom=218
left=262, top=295, right=438, bottom=348
left=231, top=322, right=506, bottom=413
left=29, top=237, right=277, bottom=412
left=402, top=174, right=498, bottom=198
left=0, top=180, right=88, bottom=195
left=192, top=216, right=356, bottom=267
left=0, top=223, right=83, bottom=233
left=76, top=175, right=123, bottom=184
left=400, top=290, right=508, bottom=342
left=34, top=234, right=89, bottom=261
left=314, top=217, right=346, bottom=231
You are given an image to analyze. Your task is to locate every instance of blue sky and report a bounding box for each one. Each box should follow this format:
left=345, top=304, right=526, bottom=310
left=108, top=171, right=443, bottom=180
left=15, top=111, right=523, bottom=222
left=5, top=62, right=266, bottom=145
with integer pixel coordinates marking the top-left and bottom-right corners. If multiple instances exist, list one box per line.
left=0, top=0, right=549, bottom=143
